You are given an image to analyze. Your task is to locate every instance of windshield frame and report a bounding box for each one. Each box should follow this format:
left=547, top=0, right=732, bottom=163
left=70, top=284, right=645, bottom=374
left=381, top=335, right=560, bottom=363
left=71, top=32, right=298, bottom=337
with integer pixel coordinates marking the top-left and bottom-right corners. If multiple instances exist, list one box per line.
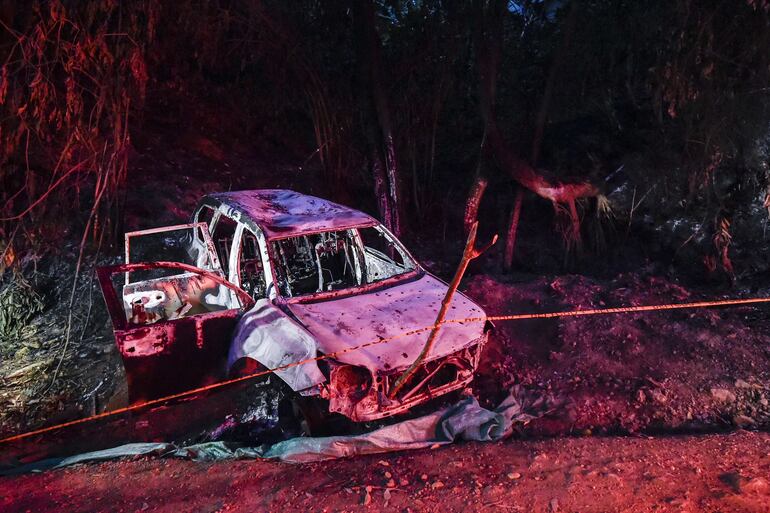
left=268, top=223, right=423, bottom=303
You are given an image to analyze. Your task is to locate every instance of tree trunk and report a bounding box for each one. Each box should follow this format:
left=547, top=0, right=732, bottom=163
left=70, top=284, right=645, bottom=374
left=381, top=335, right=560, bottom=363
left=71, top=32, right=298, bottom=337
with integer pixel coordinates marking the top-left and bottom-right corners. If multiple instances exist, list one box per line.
left=503, top=187, right=523, bottom=270
left=370, top=148, right=392, bottom=236
left=354, top=0, right=403, bottom=237
left=473, top=0, right=599, bottom=243
left=502, top=2, right=578, bottom=266
left=530, top=1, right=579, bottom=165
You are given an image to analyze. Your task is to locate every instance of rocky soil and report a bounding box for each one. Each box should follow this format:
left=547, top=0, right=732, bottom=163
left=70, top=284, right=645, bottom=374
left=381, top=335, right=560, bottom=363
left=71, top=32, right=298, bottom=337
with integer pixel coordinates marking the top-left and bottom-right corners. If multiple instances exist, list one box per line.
left=3, top=431, right=769, bottom=512
left=467, top=272, right=770, bottom=436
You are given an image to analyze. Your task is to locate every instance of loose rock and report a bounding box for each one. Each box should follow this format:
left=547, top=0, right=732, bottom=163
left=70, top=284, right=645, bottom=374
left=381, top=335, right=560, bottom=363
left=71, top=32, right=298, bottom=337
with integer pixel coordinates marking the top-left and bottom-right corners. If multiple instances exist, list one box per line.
left=710, top=388, right=736, bottom=403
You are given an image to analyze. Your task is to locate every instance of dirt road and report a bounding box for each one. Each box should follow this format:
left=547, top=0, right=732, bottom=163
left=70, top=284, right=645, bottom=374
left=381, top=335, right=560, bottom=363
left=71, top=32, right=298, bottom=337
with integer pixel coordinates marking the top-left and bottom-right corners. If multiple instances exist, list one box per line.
left=2, top=430, right=768, bottom=512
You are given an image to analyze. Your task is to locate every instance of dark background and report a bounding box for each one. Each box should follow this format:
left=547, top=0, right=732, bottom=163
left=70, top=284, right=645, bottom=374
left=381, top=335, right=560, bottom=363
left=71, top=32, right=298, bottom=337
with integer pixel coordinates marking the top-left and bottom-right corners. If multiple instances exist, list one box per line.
left=2, top=0, right=770, bottom=285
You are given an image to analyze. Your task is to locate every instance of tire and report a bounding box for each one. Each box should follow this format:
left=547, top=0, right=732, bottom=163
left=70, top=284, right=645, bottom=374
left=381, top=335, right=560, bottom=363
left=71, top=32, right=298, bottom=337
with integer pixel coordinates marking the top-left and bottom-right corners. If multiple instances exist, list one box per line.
left=216, top=357, right=305, bottom=444
left=287, top=395, right=336, bottom=436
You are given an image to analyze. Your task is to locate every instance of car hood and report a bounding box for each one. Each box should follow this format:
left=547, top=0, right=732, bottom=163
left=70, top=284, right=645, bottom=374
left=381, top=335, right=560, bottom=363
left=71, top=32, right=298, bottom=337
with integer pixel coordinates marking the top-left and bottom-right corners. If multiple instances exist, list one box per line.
left=285, top=274, right=486, bottom=371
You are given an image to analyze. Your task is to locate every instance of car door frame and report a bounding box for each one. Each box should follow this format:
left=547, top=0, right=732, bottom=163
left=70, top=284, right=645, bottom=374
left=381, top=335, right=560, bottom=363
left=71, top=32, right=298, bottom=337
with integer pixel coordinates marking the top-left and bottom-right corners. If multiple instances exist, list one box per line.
left=201, top=204, right=277, bottom=302
left=230, top=223, right=277, bottom=301
left=98, top=220, right=257, bottom=403
left=123, top=222, right=223, bottom=286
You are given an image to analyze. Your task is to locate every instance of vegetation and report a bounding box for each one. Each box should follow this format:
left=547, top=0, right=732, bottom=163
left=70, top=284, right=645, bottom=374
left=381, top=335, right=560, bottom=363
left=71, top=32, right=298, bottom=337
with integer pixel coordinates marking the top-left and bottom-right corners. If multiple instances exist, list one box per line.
left=0, top=272, right=44, bottom=342
left=2, top=0, right=770, bottom=276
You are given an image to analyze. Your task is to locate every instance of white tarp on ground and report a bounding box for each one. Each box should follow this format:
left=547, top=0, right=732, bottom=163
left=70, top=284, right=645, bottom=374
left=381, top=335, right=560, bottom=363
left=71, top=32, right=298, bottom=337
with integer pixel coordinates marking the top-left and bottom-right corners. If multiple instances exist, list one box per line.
left=3, top=386, right=558, bottom=474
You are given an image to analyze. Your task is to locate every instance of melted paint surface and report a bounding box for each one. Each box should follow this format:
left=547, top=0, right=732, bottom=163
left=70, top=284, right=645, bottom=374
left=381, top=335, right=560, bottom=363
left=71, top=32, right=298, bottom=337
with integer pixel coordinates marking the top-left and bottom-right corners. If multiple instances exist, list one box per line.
left=287, top=274, right=485, bottom=371
left=209, top=189, right=377, bottom=239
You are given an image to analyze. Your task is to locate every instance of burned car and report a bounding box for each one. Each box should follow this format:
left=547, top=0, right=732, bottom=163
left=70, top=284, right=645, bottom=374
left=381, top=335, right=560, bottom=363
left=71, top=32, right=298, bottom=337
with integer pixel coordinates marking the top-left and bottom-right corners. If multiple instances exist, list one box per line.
left=97, top=189, right=489, bottom=428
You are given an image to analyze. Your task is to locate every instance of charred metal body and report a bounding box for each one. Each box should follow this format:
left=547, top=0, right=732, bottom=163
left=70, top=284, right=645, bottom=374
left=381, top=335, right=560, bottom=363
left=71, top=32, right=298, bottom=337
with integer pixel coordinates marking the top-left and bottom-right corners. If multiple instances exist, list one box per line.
left=323, top=339, right=486, bottom=422
left=97, top=261, right=254, bottom=402
left=98, top=190, right=489, bottom=423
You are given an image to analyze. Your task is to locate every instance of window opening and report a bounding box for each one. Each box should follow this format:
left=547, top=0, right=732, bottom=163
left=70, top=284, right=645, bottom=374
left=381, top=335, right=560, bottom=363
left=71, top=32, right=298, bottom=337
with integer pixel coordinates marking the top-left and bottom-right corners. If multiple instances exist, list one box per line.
left=238, top=229, right=267, bottom=299
left=211, top=215, right=237, bottom=275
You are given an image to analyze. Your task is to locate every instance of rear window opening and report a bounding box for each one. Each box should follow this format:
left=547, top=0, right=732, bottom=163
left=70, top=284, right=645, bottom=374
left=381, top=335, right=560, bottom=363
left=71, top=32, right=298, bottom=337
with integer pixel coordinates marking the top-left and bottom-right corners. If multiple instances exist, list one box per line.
left=271, top=226, right=415, bottom=297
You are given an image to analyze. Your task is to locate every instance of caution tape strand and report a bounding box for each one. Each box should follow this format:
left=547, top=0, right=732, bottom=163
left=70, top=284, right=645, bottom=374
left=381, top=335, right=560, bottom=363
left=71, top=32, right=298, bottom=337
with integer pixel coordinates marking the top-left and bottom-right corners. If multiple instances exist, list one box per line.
left=2, top=295, right=769, bottom=446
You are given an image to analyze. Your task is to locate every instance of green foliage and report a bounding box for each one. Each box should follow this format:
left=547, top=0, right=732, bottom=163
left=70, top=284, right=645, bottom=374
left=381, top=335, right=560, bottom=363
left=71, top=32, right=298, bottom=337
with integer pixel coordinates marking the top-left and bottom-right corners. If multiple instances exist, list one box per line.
left=0, top=275, right=45, bottom=343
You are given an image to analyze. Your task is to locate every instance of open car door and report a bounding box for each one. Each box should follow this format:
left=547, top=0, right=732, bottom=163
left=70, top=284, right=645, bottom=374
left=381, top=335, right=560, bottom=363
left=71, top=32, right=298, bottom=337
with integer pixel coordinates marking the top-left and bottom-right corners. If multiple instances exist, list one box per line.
left=97, top=223, right=254, bottom=403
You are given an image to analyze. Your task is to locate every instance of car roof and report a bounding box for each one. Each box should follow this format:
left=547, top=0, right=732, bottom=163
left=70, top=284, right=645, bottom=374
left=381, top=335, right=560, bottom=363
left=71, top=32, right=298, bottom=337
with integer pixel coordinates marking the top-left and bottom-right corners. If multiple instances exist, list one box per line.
left=204, top=189, right=378, bottom=240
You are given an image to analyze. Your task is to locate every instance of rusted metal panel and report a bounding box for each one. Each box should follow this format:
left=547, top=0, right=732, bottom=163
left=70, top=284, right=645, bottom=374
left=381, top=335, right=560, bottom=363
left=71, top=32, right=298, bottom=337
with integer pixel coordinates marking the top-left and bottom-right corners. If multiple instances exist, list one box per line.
left=325, top=336, right=487, bottom=422
left=116, top=309, right=241, bottom=403
left=98, top=262, right=254, bottom=403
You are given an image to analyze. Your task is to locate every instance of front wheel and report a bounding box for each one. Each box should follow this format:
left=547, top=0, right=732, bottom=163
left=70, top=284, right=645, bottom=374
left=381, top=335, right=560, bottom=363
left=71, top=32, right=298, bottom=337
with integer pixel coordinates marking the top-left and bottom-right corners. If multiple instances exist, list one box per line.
left=214, top=357, right=305, bottom=443
left=225, top=358, right=363, bottom=439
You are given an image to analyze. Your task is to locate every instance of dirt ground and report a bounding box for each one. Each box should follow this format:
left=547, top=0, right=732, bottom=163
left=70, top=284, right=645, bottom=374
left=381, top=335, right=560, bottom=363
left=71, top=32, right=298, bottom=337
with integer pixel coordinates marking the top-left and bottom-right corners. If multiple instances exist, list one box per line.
left=466, top=273, right=770, bottom=435
left=2, top=430, right=769, bottom=512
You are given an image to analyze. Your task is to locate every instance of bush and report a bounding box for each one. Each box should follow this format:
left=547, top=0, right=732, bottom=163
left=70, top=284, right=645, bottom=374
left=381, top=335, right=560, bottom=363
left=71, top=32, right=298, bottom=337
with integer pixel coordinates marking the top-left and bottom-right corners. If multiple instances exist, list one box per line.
left=0, top=275, right=45, bottom=343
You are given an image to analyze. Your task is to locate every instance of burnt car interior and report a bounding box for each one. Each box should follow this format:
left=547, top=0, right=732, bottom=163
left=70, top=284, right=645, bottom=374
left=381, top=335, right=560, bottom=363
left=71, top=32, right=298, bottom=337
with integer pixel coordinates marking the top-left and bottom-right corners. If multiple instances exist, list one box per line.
left=272, top=231, right=359, bottom=296
left=271, top=226, right=415, bottom=297
left=358, top=226, right=414, bottom=282
left=122, top=224, right=239, bottom=325
left=238, top=230, right=267, bottom=299
left=211, top=214, right=237, bottom=275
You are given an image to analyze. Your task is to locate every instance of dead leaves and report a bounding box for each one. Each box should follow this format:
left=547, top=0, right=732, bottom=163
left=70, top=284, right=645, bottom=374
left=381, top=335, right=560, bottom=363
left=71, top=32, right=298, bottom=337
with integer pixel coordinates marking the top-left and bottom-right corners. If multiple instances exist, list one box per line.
left=1, top=0, right=154, bottom=250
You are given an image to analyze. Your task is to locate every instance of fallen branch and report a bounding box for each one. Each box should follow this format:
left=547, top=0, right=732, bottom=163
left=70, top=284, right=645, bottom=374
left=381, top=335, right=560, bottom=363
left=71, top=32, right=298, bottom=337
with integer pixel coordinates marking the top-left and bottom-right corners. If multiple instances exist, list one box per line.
left=389, top=221, right=497, bottom=398
left=463, top=175, right=488, bottom=236
left=470, top=0, right=601, bottom=251
left=485, top=122, right=600, bottom=204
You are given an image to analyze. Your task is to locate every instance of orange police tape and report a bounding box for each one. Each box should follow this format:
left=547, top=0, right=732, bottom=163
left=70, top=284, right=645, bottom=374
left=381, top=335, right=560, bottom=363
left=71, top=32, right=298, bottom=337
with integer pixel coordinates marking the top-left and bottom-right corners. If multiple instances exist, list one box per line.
left=2, top=295, right=770, bottom=446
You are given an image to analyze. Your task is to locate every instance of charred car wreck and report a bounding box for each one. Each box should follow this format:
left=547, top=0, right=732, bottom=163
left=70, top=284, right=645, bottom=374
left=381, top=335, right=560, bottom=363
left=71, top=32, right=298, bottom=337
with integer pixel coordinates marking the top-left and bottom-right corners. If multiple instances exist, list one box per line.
left=98, top=189, right=490, bottom=429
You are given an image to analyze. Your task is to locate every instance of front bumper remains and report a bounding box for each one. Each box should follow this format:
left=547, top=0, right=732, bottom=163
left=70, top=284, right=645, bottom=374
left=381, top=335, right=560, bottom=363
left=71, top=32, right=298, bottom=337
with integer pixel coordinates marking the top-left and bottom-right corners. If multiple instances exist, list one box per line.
left=322, top=333, right=487, bottom=422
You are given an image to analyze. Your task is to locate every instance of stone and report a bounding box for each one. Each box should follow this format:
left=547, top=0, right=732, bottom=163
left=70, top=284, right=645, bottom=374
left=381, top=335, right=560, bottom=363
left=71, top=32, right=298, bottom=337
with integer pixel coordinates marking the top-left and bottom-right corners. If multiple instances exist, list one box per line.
left=743, top=477, right=769, bottom=495
left=710, top=388, right=736, bottom=403
left=735, top=379, right=752, bottom=389
left=549, top=498, right=560, bottom=512
left=733, top=414, right=755, bottom=427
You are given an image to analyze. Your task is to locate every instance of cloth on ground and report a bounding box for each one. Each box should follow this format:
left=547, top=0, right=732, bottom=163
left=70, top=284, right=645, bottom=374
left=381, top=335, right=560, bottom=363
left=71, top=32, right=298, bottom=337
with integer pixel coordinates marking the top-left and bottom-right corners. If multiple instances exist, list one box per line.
left=1, top=386, right=559, bottom=474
